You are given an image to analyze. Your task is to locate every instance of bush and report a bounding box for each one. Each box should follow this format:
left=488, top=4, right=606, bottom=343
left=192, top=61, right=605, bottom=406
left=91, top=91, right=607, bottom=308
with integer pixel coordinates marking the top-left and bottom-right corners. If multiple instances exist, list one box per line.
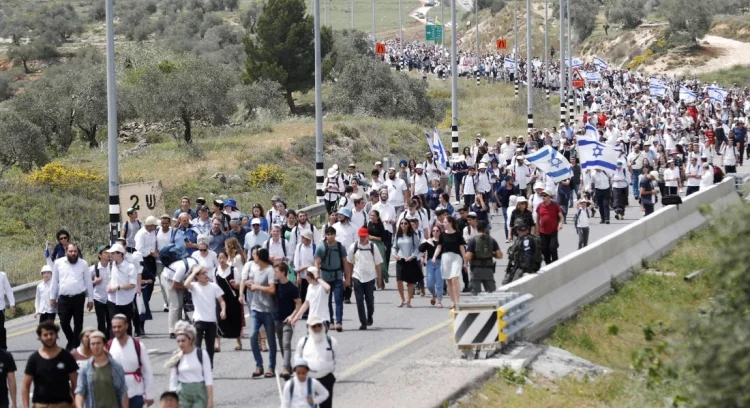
left=25, top=162, right=104, bottom=196
left=0, top=74, right=13, bottom=102
left=606, top=0, right=647, bottom=29
left=247, top=164, right=286, bottom=189
left=231, top=80, right=288, bottom=122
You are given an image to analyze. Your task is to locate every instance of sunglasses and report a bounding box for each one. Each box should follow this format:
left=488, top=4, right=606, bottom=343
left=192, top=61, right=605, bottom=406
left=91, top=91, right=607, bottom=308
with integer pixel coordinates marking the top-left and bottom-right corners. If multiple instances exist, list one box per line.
left=200, top=249, right=208, bottom=253
left=311, top=324, right=323, bottom=329
left=59, top=236, right=69, bottom=240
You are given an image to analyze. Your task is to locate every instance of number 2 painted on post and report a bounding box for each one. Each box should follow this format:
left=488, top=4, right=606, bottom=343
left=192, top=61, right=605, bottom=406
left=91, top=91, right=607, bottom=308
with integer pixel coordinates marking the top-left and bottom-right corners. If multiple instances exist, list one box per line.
left=130, top=195, right=140, bottom=211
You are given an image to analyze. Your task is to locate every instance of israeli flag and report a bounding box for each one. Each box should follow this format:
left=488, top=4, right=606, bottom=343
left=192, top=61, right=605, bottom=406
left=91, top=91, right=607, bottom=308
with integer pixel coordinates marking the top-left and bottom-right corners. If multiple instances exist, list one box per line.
left=585, top=71, right=602, bottom=82
left=426, top=129, right=449, bottom=171
left=504, top=57, right=515, bottom=72
left=579, top=123, right=599, bottom=142
left=649, top=83, right=667, bottom=98
left=679, top=85, right=697, bottom=103
left=525, top=146, right=573, bottom=182
left=45, top=240, right=54, bottom=268
left=593, top=56, right=608, bottom=71
left=649, top=76, right=665, bottom=87
left=578, top=139, right=619, bottom=174
left=566, top=57, right=584, bottom=68
left=708, top=86, right=728, bottom=104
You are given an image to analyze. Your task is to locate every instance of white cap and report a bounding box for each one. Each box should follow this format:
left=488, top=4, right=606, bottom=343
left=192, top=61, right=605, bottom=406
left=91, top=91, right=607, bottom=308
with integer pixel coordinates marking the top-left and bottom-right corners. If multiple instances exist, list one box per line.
left=107, top=243, right=126, bottom=254
left=415, top=163, right=424, bottom=169
left=40, top=265, right=52, bottom=274
left=478, top=162, right=487, bottom=169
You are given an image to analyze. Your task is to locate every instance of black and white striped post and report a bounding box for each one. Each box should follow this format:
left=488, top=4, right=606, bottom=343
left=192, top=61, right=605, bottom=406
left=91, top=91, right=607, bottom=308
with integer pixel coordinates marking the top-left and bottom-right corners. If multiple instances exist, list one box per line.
left=314, top=0, right=324, bottom=203
left=568, top=94, right=574, bottom=125
left=105, top=0, right=120, bottom=243
left=476, top=70, right=480, bottom=86
left=451, top=0, right=459, bottom=155
left=526, top=0, right=533, bottom=133
left=558, top=0, right=566, bottom=128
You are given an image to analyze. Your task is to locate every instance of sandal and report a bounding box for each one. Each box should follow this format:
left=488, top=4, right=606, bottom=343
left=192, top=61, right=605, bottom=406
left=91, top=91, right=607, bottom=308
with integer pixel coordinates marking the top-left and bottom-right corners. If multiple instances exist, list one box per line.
left=436, top=302, right=443, bottom=309
left=214, top=347, right=221, bottom=353
left=397, top=301, right=406, bottom=308
left=252, top=368, right=264, bottom=378
left=264, top=370, right=275, bottom=378
left=430, top=296, right=436, bottom=306
left=234, top=344, right=242, bottom=351
left=406, top=303, right=413, bottom=308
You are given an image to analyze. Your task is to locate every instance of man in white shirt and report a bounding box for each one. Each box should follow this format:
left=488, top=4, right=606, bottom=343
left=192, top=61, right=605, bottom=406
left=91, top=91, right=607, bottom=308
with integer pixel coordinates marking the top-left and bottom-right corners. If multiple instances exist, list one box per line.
left=156, top=215, right=173, bottom=312
left=264, top=224, right=290, bottom=264
left=332, top=208, right=357, bottom=305
left=626, top=144, right=648, bottom=199
left=289, top=211, right=317, bottom=254
left=475, top=163, right=493, bottom=203
left=592, top=169, right=612, bottom=224
left=371, top=190, right=397, bottom=236
left=121, top=208, right=142, bottom=253
left=348, top=228, right=383, bottom=331
left=245, top=218, right=270, bottom=254
left=384, top=168, right=409, bottom=213
left=91, top=245, right=112, bottom=338
left=282, top=358, right=329, bottom=408
left=349, top=196, right=368, bottom=229
left=0, top=270, right=15, bottom=350
left=500, top=135, right=516, bottom=165
left=397, top=200, right=430, bottom=239
left=512, top=156, right=531, bottom=197
left=460, top=166, right=477, bottom=208
left=108, top=314, right=155, bottom=408
left=135, top=215, right=159, bottom=305
left=294, top=316, right=338, bottom=408
left=50, top=242, right=94, bottom=351
left=663, top=160, right=680, bottom=196
left=293, top=231, right=316, bottom=315
left=604, top=122, right=620, bottom=145
left=290, top=268, right=331, bottom=327
left=106, top=243, right=138, bottom=337
left=410, top=164, right=429, bottom=200
left=423, top=152, right=444, bottom=184
left=611, top=161, right=631, bottom=220
left=685, top=156, right=702, bottom=196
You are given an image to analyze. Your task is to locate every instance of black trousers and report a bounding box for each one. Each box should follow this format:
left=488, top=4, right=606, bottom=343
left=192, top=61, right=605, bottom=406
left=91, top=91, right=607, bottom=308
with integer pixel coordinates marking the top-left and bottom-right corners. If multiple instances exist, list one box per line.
left=318, top=373, right=336, bottom=408
left=0, top=310, right=5, bottom=350
left=540, top=232, right=559, bottom=265
left=58, top=292, right=86, bottom=351
left=686, top=186, right=700, bottom=196
left=38, top=313, right=56, bottom=324
left=107, top=301, right=134, bottom=337
left=299, top=279, right=309, bottom=318
left=94, top=301, right=111, bottom=340
left=353, top=279, right=375, bottom=326
left=195, top=321, right=217, bottom=368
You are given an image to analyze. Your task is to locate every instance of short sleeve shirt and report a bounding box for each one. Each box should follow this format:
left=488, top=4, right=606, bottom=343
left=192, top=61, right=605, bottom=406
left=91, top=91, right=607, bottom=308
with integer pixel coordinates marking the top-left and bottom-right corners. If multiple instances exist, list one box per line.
left=24, top=349, right=78, bottom=404
left=250, top=264, right=276, bottom=313
left=640, top=178, right=654, bottom=205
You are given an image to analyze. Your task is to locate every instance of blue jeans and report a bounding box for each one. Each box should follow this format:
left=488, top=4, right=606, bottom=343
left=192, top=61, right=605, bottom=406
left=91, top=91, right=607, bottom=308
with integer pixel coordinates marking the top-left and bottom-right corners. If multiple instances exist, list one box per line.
left=327, top=279, right=344, bottom=324
left=631, top=168, right=641, bottom=198
left=250, top=310, right=277, bottom=370
left=501, top=206, right=509, bottom=239
left=425, top=260, right=443, bottom=300
left=557, top=190, right=571, bottom=219
left=130, top=396, right=144, bottom=408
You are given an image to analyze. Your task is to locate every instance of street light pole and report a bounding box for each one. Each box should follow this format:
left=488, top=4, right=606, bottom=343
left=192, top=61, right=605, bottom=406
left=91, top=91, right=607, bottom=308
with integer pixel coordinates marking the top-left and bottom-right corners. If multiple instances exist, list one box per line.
left=513, top=0, right=518, bottom=98
left=526, top=0, right=533, bottom=134
left=567, top=0, right=573, bottom=125
left=105, top=0, right=120, bottom=244
left=559, top=0, right=566, bottom=128
left=314, top=0, right=324, bottom=203
left=399, top=0, right=404, bottom=70
left=451, top=0, right=458, bottom=155
left=475, top=0, right=480, bottom=86
left=441, top=0, right=445, bottom=48
left=351, top=0, right=354, bottom=29
left=544, top=0, right=549, bottom=100
left=372, top=0, right=375, bottom=41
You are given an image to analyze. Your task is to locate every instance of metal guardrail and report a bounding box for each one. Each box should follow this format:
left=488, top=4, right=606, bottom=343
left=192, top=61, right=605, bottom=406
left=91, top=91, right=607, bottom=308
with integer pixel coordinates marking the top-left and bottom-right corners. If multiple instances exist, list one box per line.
left=300, top=202, right=327, bottom=225
left=729, top=173, right=750, bottom=197
left=13, top=280, right=40, bottom=304
left=451, top=292, right=534, bottom=360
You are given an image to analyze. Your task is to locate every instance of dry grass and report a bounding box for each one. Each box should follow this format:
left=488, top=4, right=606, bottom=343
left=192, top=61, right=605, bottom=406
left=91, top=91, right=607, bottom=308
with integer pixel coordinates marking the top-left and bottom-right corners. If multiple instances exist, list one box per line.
left=710, top=14, right=750, bottom=43
left=458, top=229, right=716, bottom=407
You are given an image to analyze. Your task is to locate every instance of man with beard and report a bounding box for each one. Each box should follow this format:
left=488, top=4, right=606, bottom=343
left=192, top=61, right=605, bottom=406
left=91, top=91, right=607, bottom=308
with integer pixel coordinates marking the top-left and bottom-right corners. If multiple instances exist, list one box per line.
left=50, top=243, right=94, bottom=351
left=383, top=168, right=409, bottom=214
left=22, top=321, right=79, bottom=408
left=295, top=316, right=339, bottom=408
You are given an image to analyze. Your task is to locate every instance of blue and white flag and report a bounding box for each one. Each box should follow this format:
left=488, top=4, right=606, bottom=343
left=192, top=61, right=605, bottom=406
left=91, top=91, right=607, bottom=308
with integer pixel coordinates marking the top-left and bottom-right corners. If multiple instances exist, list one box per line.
left=578, top=139, right=619, bottom=174
left=45, top=240, right=54, bottom=268
left=504, top=57, right=515, bottom=72
left=593, top=55, right=608, bottom=71
left=649, top=76, right=665, bottom=87
left=426, top=129, right=449, bottom=171
left=565, top=57, right=584, bottom=68
left=525, top=146, right=573, bottom=182
left=708, top=86, right=728, bottom=104
left=585, top=71, right=602, bottom=82
left=679, top=85, right=697, bottom=103
left=649, top=83, right=667, bottom=98
left=579, top=123, right=599, bottom=142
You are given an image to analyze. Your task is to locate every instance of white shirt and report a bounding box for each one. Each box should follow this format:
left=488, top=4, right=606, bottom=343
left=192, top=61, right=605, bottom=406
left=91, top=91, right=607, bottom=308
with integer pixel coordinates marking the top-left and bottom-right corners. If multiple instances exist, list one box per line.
left=155, top=227, right=172, bottom=252
left=304, top=283, right=327, bottom=322
left=384, top=177, right=408, bottom=207
left=475, top=171, right=492, bottom=193
left=293, top=243, right=316, bottom=278
left=108, top=337, right=154, bottom=400
left=107, top=260, right=137, bottom=305
left=134, top=227, right=157, bottom=256
left=332, top=222, right=358, bottom=250
left=462, top=225, right=479, bottom=244
left=700, top=167, right=714, bottom=190
left=347, top=241, right=383, bottom=283
left=0, top=273, right=14, bottom=311
left=627, top=151, right=647, bottom=170
left=295, top=334, right=339, bottom=379
left=263, top=237, right=289, bottom=262
left=462, top=174, right=476, bottom=195
left=188, top=281, right=223, bottom=323
left=411, top=171, right=429, bottom=195
left=51, top=257, right=94, bottom=300
left=574, top=206, right=591, bottom=228
left=593, top=172, right=611, bottom=190
left=281, top=376, right=329, bottom=408
left=722, top=145, right=739, bottom=166
left=191, top=251, right=218, bottom=280
left=371, top=202, right=396, bottom=234
left=191, top=217, right=212, bottom=235
left=350, top=209, right=367, bottom=229
left=686, top=163, right=701, bottom=187
left=169, top=348, right=213, bottom=391
left=167, top=258, right=199, bottom=283
left=289, top=223, right=316, bottom=254
left=514, top=165, right=531, bottom=189
left=423, top=160, right=442, bottom=182
left=664, top=167, right=679, bottom=187
left=611, top=167, right=631, bottom=189
left=35, top=280, right=56, bottom=314
left=90, top=262, right=110, bottom=304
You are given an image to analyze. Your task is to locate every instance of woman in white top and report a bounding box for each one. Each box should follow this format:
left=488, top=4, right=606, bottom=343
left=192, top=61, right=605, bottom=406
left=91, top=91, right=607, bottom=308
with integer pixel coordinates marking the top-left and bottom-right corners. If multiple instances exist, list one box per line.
left=166, top=321, right=214, bottom=408
left=574, top=198, right=592, bottom=249
left=700, top=163, right=715, bottom=191
left=191, top=241, right=218, bottom=281
left=184, top=264, right=226, bottom=368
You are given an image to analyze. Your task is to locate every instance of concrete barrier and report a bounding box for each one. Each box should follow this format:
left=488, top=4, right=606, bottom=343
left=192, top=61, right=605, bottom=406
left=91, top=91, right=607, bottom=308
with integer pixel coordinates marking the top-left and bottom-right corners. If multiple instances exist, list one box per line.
left=503, top=177, right=741, bottom=341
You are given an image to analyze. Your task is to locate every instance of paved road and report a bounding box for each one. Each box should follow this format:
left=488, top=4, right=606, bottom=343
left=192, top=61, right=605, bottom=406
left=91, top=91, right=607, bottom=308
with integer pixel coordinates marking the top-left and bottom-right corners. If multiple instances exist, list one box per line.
left=5, top=197, right=648, bottom=407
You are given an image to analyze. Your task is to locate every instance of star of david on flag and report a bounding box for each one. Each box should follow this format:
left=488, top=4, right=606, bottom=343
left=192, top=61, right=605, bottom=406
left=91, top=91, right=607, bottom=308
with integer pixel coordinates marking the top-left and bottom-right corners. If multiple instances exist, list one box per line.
left=578, top=139, right=619, bottom=174
left=525, top=146, right=573, bottom=182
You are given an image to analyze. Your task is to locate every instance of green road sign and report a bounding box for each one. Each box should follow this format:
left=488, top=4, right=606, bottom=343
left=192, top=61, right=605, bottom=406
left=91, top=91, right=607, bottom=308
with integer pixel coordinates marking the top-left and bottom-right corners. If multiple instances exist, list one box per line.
left=425, top=24, right=434, bottom=42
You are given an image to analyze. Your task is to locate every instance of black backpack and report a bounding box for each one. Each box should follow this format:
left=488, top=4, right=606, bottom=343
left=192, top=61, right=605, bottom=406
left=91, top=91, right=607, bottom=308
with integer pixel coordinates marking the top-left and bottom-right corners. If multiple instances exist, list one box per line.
left=353, top=242, right=375, bottom=257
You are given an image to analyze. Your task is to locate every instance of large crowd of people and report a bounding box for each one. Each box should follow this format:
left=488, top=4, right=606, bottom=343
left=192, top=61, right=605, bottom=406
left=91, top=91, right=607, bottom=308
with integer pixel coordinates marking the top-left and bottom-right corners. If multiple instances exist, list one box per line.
left=0, top=42, right=747, bottom=407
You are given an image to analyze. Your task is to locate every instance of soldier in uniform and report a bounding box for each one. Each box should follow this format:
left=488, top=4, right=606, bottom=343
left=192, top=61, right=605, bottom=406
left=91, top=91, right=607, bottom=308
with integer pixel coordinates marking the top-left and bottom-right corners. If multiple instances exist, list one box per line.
left=502, top=221, right=536, bottom=285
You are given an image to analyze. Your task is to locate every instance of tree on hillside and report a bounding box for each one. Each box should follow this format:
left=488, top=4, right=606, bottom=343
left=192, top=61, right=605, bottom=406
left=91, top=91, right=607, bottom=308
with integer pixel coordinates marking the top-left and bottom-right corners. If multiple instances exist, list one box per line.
left=8, top=39, right=59, bottom=74
left=0, top=73, right=13, bottom=102
left=552, top=0, right=600, bottom=41
left=606, top=0, right=647, bottom=29
left=240, top=2, right=264, bottom=34
left=0, top=10, right=30, bottom=46
left=123, top=55, right=236, bottom=143
left=330, top=29, right=374, bottom=74
left=242, top=0, right=334, bottom=113
left=477, top=0, right=506, bottom=14
left=683, top=205, right=750, bottom=408
left=662, top=0, right=713, bottom=44
left=32, top=4, right=85, bottom=43
left=0, top=111, right=47, bottom=177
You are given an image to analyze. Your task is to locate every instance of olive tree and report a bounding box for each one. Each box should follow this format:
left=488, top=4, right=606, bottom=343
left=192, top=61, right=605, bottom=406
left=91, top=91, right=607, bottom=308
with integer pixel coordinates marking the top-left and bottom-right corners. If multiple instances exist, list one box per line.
left=0, top=111, right=48, bottom=177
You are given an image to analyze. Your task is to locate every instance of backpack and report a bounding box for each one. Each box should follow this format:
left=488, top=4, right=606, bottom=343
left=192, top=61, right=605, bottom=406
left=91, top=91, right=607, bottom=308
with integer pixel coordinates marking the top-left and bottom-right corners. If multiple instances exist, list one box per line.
left=123, top=220, right=142, bottom=238
left=264, top=238, right=287, bottom=257
left=106, top=338, right=142, bottom=377
left=159, top=244, right=189, bottom=268
left=302, top=334, right=335, bottom=360
left=320, top=242, right=345, bottom=281
left=353, top=242, right=375, bottom=257
left=289, top=376, right=313, bottom=402
left=175, top=347, right=204, bottom=376
left=470, top=234, right=495, bottom=268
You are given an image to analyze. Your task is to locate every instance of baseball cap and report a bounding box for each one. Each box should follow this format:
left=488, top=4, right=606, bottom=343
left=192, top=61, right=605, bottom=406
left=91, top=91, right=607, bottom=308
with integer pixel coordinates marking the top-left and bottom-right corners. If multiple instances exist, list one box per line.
left=106, top=243, right=126, bottom=254
left=307, top=315, right=324, bottom=326
left=358, top=227, right=369, bottom=237
left=467, top=212, right=477, bottom=218
left=301, top=230, right=313, bottom=240
left=251, top=218, right=261, bottom=226
left=97, top=245, right=110, bottom=254
left=306, top=267, right=319, bottom=279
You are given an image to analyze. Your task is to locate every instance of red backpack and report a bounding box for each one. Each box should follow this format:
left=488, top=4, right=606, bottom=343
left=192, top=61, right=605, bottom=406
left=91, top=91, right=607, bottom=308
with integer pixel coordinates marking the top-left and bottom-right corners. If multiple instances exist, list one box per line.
left=106, top=338, right=143, bottom=379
